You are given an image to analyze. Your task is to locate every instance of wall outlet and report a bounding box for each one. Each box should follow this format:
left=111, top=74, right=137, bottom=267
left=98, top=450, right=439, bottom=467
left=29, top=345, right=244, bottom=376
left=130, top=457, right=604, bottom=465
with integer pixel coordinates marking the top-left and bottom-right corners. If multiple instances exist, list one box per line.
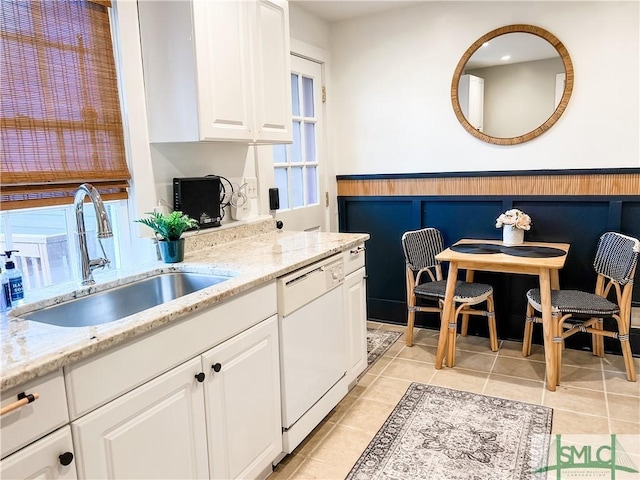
left=244, top=177, right=258, bottom=198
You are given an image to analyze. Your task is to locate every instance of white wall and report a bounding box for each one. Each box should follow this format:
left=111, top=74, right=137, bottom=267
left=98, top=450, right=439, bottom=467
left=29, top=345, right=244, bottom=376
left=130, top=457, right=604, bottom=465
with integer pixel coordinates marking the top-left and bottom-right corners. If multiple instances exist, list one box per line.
left=468, top=57, right=565, bottom=138
left=328, top=1, right=640, bottom=174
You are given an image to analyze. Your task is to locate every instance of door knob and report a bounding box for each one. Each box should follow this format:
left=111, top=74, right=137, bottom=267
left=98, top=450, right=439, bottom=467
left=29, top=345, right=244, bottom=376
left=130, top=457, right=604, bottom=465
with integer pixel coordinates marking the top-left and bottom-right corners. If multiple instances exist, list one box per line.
left=195, top=372, right=205, bottom=382
left=212, top=363, right=222, bottom=372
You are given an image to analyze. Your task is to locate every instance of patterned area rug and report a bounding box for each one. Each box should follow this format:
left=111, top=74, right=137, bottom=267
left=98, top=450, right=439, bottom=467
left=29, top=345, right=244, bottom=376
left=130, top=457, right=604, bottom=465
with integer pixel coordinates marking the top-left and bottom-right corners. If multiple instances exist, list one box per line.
left=366, top=328, right=402, bottom=367
left=347, top=383, right=553, bottom=480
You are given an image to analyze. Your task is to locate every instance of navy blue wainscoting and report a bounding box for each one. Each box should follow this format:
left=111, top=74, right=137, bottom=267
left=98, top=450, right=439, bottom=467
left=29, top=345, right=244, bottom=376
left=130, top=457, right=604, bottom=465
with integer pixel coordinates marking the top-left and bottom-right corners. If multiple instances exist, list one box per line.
left=339, top=195, right=640, bottom=356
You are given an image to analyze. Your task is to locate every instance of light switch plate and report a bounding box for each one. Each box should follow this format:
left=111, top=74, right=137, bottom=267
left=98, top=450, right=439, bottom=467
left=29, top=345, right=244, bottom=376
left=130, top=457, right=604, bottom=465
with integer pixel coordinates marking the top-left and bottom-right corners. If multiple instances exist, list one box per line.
left=244, top=177, right=258, bottom=198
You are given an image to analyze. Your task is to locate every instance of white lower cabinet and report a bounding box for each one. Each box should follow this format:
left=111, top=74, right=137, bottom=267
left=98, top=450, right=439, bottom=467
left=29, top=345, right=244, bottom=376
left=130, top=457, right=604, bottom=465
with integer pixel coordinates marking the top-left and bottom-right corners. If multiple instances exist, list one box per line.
left=70, top=316, right=281, bottom=480
left=202, top=315, right=281, bottom=480
left=344, top=266, right=368, bottom=385
left=71, top=357, right=209, bottom=479
left=0, top=426, right=77, bottom=480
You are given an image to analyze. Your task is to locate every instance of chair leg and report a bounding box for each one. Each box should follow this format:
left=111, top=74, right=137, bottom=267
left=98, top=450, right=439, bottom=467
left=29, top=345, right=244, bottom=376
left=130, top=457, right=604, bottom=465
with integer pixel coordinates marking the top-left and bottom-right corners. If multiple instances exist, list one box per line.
left=522, top=303, right=535, bottom=357
left=614, top=315, right=637, bottom=382
left=620, top=339, right=637, bottom=382
left=486, top=295, right=498, bottom=352
left=406, top=305, right=415, bottom=347
left=461, top=306, right=470, bottom=337
left=595, top=318, right=605, bottom=357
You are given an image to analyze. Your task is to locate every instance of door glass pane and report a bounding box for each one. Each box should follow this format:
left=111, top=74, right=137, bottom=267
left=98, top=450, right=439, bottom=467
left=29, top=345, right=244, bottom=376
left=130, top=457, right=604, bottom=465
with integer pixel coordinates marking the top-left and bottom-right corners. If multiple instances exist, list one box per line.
left=274, top=168, right=289, bottom=210
left=291, top=121, right=302, bottom=163
left=273, top=144, right=287, bottom=164
left=303, top=123, right=316, bottom=161
left=302, top=76, right=314, bottom=117
left=291, top=73, right=300, bottom=116
left=305, top=166, right=318, bottom=205
left=291, top=167, right=304, bottom=208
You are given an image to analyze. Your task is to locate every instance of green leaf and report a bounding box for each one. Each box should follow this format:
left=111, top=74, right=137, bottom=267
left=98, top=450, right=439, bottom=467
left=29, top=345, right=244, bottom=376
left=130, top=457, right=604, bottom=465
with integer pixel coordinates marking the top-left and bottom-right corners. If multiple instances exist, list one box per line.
left=134, top=211, right=198, bottom=241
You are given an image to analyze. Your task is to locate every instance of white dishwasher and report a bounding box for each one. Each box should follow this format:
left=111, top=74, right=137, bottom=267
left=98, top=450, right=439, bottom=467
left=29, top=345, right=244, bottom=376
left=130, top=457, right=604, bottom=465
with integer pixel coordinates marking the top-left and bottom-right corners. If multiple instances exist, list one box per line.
left=277, top=254, right=348, bottom=453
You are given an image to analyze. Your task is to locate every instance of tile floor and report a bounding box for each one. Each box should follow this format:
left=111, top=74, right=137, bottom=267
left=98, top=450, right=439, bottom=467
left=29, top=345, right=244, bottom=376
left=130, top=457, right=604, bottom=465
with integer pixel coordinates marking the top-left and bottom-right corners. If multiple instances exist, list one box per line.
left=270, top=321, right=640, bottom=480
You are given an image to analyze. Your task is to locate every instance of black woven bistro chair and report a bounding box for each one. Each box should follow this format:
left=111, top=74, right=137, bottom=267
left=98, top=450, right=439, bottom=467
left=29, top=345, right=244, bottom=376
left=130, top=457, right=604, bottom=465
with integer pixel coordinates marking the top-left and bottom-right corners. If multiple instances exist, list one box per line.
left=401, top=228, right=497, bottom=354
left=522, top=232, right=639, bottom=382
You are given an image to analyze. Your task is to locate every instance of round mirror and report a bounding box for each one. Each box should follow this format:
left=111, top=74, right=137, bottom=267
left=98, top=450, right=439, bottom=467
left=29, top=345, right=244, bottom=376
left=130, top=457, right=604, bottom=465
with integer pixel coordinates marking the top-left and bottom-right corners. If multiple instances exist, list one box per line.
left=451, top=24, right=574, bottom=145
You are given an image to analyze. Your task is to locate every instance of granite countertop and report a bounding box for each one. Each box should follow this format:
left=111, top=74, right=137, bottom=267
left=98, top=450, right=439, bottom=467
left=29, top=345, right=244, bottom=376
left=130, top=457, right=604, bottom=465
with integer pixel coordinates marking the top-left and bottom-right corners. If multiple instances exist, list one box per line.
left=1, top=225, right=369, bottom=392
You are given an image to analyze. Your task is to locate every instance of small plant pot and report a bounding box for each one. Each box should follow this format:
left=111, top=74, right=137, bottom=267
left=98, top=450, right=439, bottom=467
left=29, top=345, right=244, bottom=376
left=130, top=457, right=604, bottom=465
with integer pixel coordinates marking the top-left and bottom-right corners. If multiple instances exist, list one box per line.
left=158, top=238, right=185, bottom=263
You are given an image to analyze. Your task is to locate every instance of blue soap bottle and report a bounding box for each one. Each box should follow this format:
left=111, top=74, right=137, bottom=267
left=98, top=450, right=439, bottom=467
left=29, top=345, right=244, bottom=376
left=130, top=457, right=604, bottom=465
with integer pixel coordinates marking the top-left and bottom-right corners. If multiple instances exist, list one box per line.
left=2, top=250, right=24, bottom=305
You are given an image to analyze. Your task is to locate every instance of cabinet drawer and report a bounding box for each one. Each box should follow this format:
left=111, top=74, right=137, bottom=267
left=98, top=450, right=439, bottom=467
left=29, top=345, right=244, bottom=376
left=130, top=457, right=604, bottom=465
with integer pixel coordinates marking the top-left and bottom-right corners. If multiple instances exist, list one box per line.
left=343, top=244, right=366, bottom=276
left=0, top=426, right=76, bottom=480
left=1, top=370, right=69, bottom=459
left=65, top=282, right=276, bottom=419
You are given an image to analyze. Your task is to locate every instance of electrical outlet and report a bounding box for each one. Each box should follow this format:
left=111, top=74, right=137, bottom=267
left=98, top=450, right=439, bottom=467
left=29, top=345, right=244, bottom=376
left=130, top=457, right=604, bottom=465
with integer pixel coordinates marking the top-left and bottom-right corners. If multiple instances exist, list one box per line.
left=244, top=177, right=258, bottom=198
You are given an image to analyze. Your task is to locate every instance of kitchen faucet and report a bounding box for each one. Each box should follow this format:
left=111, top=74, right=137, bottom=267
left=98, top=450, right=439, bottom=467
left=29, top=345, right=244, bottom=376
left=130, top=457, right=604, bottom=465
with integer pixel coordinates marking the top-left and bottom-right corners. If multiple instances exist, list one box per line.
left=74, top=183, right=113, bottom=286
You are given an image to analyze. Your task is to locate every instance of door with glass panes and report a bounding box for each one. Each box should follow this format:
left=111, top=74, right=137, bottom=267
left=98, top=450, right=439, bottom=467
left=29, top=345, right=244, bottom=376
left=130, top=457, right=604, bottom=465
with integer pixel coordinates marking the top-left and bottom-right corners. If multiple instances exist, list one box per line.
left=272, top=56, right=326, bottom=231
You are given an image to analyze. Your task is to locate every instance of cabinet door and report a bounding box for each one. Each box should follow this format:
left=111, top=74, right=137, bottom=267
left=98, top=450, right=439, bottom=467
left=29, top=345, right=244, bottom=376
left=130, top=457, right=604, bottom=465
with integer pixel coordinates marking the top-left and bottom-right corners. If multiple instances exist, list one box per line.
left=0, top=426, right=77, bottom=480
left=250, top=0, right=293, bottom=143
left=192, top=0, right=254, bottom=141
left=202, top=315, right=282, bottom=480
left=71, top=358, right=209, bottom=479
left=344, top=268, right=368, bottom=385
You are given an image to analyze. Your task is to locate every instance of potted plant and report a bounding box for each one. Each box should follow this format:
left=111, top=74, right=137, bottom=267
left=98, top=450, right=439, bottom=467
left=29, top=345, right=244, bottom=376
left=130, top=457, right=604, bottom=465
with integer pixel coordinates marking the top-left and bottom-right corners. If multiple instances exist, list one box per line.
left=495, top=208, right=532, bottom=245
left=135, top=211, right=198, bottom=263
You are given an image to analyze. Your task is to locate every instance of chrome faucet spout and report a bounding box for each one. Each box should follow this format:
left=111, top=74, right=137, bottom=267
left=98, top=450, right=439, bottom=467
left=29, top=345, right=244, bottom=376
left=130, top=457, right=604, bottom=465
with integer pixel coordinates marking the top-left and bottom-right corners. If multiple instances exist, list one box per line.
left=74, top=183, right=114, bottom=286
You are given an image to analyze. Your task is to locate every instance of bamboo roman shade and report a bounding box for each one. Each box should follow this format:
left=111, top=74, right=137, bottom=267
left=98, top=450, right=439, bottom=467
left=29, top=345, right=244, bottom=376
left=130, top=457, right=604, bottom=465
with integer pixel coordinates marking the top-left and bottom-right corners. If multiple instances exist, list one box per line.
left=0, top=0, right=130, bottom=210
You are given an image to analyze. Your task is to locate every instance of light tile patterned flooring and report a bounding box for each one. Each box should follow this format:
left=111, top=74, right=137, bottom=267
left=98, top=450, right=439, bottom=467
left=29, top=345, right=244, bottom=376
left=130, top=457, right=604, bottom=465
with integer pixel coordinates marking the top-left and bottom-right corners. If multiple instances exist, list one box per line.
left=270, top=321, right=640, bottom=480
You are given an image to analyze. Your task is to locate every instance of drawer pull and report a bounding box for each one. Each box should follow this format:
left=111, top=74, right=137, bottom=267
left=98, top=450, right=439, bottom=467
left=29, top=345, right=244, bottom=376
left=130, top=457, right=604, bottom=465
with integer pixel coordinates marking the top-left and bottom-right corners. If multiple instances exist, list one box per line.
left=0, top=391, right=40, bottom=416
left=59, top=452, right=74, bottom=466
left=194, top=372, right=206, bottom=383
left=350, top=246, right=365, bottom=255
left=212, top=363, right=222, bottom=372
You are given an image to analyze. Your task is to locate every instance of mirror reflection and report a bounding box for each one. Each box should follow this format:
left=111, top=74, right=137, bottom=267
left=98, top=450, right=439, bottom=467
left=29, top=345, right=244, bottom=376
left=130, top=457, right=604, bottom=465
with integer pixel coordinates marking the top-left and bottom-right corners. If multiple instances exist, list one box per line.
left=451, top=25, right=574, bottom=145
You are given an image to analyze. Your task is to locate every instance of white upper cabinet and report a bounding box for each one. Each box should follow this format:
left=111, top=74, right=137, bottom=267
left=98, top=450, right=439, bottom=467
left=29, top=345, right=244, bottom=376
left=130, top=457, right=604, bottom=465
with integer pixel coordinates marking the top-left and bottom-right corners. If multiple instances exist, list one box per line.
left=138, top=0, right=292, bottom=144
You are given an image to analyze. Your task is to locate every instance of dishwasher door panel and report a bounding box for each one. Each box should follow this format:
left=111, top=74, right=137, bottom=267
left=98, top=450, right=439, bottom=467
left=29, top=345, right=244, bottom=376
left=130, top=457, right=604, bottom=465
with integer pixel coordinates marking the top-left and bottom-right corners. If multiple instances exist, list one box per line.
left=279, top=285, right=345, bottom=429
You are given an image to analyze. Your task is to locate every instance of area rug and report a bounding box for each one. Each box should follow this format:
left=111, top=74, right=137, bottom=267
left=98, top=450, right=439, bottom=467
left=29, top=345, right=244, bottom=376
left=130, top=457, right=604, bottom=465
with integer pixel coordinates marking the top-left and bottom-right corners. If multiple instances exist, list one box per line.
left=366, top=328, right=402, bottom=367
left=346, top=383, right=553, bottom=480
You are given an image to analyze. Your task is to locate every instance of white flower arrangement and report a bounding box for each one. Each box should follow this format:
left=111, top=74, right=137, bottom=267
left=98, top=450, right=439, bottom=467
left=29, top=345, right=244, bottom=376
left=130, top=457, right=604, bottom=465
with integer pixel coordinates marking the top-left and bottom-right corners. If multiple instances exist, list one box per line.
left=495, top=208, right=532, bottom=231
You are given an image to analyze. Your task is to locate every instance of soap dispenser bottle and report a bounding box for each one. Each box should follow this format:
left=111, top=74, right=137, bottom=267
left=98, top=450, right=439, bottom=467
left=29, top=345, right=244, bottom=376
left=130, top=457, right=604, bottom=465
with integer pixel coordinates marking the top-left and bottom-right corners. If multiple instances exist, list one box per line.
left=2, top=250, right=24, bottom=305
left=0, top=265, right=11, bottom=312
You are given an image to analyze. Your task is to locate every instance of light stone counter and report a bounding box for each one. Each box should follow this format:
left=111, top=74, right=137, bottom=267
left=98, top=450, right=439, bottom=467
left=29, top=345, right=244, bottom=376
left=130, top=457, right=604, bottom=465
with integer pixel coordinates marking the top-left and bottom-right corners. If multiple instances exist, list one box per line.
left=1, top=223, right=369, bottom=392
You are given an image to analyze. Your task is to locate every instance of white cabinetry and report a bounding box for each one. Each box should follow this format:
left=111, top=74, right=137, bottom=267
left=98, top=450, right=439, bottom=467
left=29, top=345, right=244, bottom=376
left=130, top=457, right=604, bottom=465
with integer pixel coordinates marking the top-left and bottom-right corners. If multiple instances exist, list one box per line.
left=343, top=245, right=368, bottom=386
left=138, top=0, right=292, bottom=144
left=0, top=427, right=77, bottom=480
left=71, top=358, right=209, bottom=479
left=202, top=315, right=281, bottom=480
left=459, top=74, right=484, bottom=132
left=0, top=369, right=74, bottom=479
left=67, top=283, right=280, bottom=479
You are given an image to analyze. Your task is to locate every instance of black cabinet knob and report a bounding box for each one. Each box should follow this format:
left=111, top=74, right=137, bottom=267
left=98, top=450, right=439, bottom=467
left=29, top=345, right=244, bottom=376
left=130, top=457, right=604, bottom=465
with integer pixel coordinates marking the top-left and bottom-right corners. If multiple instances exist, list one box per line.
left=195, top=372, right=205, bottom=382
left=59, top=452, right=74, bottom=466
left=276, top=220, right=283, bottom=229
left=212, top=363, right=222, bottom=372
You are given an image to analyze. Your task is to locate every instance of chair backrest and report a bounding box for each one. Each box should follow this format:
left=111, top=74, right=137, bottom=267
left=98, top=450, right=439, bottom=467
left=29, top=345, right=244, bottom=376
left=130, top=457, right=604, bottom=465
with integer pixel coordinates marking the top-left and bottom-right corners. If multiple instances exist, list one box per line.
left=401, top=228, right=444, bottom=272
left=593, top=232, right=640, bottom=285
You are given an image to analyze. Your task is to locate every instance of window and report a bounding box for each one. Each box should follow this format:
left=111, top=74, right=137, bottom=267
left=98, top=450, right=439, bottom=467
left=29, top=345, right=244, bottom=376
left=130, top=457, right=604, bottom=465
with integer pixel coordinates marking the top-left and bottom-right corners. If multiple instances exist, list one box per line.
left=0, top=0, right=130, bottom=291
left=273, top=73, right=319, bottom=210
left=0, top=0, right=130, bottom=209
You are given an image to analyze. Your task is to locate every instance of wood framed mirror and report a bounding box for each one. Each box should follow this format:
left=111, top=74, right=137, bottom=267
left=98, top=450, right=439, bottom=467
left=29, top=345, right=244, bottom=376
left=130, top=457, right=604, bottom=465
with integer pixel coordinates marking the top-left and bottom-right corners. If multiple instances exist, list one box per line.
left=451, top=24, right=574, bottom=145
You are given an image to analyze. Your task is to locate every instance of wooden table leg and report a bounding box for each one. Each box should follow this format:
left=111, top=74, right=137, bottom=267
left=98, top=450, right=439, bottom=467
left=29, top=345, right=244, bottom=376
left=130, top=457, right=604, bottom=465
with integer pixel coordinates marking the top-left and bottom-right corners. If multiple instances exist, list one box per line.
left=435, top=262, right=458, bottom=369
left=539, top=268, right=557, bottom=391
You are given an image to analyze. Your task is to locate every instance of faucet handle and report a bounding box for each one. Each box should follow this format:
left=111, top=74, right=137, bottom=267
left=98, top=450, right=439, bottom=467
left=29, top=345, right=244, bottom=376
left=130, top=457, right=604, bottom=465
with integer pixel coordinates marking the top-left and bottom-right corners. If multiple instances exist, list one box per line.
left=89, top=257, right=110, bottom=271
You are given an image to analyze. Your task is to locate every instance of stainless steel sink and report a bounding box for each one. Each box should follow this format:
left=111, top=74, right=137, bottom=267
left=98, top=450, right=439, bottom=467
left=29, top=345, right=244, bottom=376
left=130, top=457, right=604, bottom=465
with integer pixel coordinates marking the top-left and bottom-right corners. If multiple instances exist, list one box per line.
left=22, top=272, right=233, bottom=328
